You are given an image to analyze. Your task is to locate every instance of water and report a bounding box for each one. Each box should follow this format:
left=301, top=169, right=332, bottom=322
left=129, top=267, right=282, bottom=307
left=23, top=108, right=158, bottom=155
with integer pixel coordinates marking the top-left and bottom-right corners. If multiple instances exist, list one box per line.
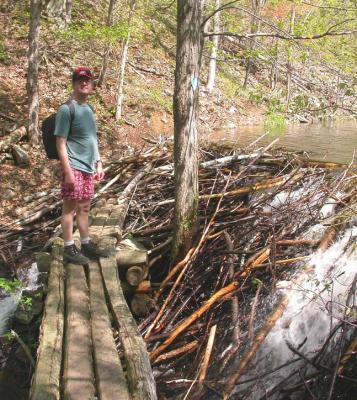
left=0, top=263, right=39, bottom=335
left=208, top=121, right=357, bottom=164
left=232, top=194, right=357, bottom=399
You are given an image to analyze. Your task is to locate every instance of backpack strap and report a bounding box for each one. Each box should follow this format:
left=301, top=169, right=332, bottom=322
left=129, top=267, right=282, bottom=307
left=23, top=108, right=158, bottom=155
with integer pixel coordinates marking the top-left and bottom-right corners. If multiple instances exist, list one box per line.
left=63, top=99, right=75, bottom=137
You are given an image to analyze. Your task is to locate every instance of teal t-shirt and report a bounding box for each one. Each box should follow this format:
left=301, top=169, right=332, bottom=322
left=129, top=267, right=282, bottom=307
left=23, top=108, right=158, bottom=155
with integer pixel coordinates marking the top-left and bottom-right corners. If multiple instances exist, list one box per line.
left=54, top=100, right=99, bottom=173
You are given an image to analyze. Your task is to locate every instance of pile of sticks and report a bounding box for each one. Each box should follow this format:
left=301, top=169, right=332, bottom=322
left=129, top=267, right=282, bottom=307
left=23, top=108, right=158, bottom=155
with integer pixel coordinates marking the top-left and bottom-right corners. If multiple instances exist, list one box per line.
left=118, top=139, right=357, bottom=399
left=1, top=137, right=356, bottom=399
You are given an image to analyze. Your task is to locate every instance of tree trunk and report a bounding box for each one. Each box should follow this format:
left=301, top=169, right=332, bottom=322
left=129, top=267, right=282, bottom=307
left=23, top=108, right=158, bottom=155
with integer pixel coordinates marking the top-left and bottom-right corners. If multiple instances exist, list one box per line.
left=206, top=0, right=220, bottom=93
left=27, top=0, right=43, bottom=144
left=115, top=0, right=135, bottom=121
left=65, top=0, right=72, bottom=26
left=270, top=38, right=278, bottom=90
left=98, top=0, right=118, bottom=87
left=171, top=0, right=203, bottom=263
left=115, top=37, right=130, bottom=120
left=286, top=7, right=295, bottom=107
left=46, top=0, right=71, bottom=27
left=243, top=0, right=266, bottom=88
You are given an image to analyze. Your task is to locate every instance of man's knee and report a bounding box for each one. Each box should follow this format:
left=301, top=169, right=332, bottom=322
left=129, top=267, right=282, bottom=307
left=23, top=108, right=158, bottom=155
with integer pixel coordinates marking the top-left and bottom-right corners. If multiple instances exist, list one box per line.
left=62, top=200, right=76, bottom=215
left=77, top=200, right=91, bottom=215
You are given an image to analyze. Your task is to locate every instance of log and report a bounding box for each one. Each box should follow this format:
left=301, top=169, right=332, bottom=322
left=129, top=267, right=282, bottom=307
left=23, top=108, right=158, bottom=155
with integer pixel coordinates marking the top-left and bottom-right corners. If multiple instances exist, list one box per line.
left=30, top=239, right=65, bottom=400
left=126, top=265, right=145, bottom=286
left=156, top=171, right=304, bottom=205
left=131, top=293, right=153, bottom=317
left=63, top=263, right=95, bottom=400
left=117, top=237, right=149, bottom=284
left=99, top=236, right=157, bottom=400
left=117, top=249, right=148, bottom=268
left=0, top=126, right=27, bottom=152
left=89, top=260, right=130, bottom=400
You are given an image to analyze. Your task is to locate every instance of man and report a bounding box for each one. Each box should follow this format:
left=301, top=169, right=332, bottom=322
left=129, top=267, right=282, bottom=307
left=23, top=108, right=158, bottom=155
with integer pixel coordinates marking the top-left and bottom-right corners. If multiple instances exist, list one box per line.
left=55, top=67, right=109, bottom=264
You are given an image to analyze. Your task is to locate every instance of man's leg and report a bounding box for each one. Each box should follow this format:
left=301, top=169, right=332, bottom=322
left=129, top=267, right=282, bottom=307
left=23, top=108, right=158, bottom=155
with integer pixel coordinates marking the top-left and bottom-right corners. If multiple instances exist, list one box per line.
left=76, top=199, right=91, bottom=239
left=76, top=199, right=110, bottom=259
left=62, top=199, right=90, bottom=264
left=62, top=199, right=76, bottom=243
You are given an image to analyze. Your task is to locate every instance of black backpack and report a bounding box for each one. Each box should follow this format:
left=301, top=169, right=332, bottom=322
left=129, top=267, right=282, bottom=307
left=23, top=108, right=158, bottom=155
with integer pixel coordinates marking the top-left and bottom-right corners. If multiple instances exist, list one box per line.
left=42, top=100, right=75, bottom=160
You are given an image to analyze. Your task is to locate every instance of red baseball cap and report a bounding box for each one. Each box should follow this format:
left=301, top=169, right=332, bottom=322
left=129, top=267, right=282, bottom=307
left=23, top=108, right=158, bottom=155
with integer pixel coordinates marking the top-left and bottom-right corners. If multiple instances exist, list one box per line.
left=72, top=67, right=94, bottom=81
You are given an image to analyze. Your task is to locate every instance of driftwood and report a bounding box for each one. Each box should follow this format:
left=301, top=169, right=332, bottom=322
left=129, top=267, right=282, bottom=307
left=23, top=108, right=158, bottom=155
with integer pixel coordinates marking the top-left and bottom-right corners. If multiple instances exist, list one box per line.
left=30, top=239, right=65, bottom=400
left=63, top=263, right=95, bottom=400
left=100, top=239, right=157, bottom=399
left=0, top=126, right=27, bottom=152
left=89, top=260, right=130, bottom=400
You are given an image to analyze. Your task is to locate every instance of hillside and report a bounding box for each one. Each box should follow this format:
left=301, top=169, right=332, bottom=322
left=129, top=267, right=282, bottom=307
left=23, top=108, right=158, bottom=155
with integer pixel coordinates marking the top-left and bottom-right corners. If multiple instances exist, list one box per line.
left=0, top=0, right=356, bottom=230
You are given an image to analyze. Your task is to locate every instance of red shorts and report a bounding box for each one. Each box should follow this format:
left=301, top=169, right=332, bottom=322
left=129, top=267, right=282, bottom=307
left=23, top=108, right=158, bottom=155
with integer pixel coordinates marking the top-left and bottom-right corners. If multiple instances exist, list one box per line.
left=61, top=167, right=94, bottom=200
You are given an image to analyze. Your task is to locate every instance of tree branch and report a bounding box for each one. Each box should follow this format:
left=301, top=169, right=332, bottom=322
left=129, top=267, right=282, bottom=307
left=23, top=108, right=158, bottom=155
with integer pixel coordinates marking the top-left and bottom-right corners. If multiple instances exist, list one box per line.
left=205, top=18, right=357, bottom=40
left=288, top=0, right=357, bottom=12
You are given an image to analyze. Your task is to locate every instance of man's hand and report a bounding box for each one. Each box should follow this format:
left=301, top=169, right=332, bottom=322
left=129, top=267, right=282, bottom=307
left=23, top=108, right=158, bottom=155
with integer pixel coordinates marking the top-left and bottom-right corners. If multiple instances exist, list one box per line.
left=95, top=160, right=105, bottom=181
left=64, top=169, right=75, bottom=190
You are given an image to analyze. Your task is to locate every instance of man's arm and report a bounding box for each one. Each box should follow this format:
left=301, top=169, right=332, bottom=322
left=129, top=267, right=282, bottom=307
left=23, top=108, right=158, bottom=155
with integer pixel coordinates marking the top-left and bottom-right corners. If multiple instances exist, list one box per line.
left=95, top=158, right=105, bottom=181
left=56, top=136, right=75, bottom=188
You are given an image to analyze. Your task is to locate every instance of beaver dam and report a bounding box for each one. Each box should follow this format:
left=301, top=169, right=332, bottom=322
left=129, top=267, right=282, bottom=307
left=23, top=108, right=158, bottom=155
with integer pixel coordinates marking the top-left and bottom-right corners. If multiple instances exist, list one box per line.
left=0, top=138, right=356, bottom=400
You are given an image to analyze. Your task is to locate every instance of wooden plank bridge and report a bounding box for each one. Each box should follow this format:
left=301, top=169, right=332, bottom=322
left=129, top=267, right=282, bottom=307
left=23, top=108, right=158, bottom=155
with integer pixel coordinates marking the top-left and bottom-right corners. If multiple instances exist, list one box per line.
left=29, top=196, right=157, bottom=400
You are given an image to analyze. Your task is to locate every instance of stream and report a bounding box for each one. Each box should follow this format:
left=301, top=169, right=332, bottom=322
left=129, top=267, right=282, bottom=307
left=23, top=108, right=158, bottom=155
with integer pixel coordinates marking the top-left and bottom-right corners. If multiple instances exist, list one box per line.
left=208, top=120, right=357, bottom=164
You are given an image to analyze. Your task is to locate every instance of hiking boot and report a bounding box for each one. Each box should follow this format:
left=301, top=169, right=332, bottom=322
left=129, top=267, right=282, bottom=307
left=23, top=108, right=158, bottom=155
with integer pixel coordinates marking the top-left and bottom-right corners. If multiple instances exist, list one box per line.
left=81, top=240, right=110, bottom=260
left=63, top=244, right=90, bottom=265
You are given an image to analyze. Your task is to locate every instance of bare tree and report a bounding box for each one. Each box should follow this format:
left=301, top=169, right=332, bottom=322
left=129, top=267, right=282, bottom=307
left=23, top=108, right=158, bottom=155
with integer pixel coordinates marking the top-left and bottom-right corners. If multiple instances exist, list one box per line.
left=27, top=0, right=44, bottom=144
left=98, top=0, right=118, bottom=87
left=172, top=0, right=204, bottom=262
left=207, top=0, right=220, bottom=93
left=243, top=0, right=267, bottom=88
left=286, top=6, right=296, bottom=106
left=115, top=0, right=136, bottom=121
left=46, top=0, right=72, bottom=27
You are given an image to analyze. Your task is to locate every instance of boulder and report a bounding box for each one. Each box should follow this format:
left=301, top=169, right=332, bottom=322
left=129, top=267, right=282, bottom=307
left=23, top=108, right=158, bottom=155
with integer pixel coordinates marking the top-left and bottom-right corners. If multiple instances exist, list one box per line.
left=35, top=252, right=52, bottom=273
left=2, top=189, right=16, bottom=200
left=12, top=144, right=29, bottom=167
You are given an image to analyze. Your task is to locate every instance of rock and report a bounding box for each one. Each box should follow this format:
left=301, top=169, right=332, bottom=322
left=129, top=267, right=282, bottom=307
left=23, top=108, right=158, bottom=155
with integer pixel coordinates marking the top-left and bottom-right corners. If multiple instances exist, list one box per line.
left=14, top=288, right=44, bottom=325
left=35, top=252, right=52, bottom=273
left=2, top=189, right=16, bottom=200
left=163, top=88, right=173, bottom=96
left=12, top=145, right=29, bottom=167
left=14, top=306, right=33, bottom=325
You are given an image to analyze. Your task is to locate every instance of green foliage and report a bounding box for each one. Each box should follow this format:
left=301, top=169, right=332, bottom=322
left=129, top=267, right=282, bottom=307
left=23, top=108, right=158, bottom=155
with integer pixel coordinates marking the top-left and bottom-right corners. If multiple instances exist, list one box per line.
left=57, top=21, right=129, bottom=44
left=147, top=88, right=172, bottom=112
left=264, top=112, right=287, bottom=136
left=1, top=331, right=14, bottom=342
left=21, top=296, right=33, bottom=309
left=0, top=278, right=21, bottom=294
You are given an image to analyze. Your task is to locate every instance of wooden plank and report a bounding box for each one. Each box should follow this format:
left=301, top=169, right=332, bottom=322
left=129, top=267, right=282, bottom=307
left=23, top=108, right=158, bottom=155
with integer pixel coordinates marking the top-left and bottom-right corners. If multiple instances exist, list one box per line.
left=63, top=264, right=95, bottom=400
left=99, top=239, right=157, bottom=400
left=30, top=238, right=65, bottom=400
left=89, top=260, right=130, bottom=400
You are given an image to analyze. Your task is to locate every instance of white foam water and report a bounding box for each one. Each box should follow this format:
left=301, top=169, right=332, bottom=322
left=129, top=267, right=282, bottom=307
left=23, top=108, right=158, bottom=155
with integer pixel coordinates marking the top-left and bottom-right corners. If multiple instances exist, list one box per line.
left=232, top=227, right=357, bottom=399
